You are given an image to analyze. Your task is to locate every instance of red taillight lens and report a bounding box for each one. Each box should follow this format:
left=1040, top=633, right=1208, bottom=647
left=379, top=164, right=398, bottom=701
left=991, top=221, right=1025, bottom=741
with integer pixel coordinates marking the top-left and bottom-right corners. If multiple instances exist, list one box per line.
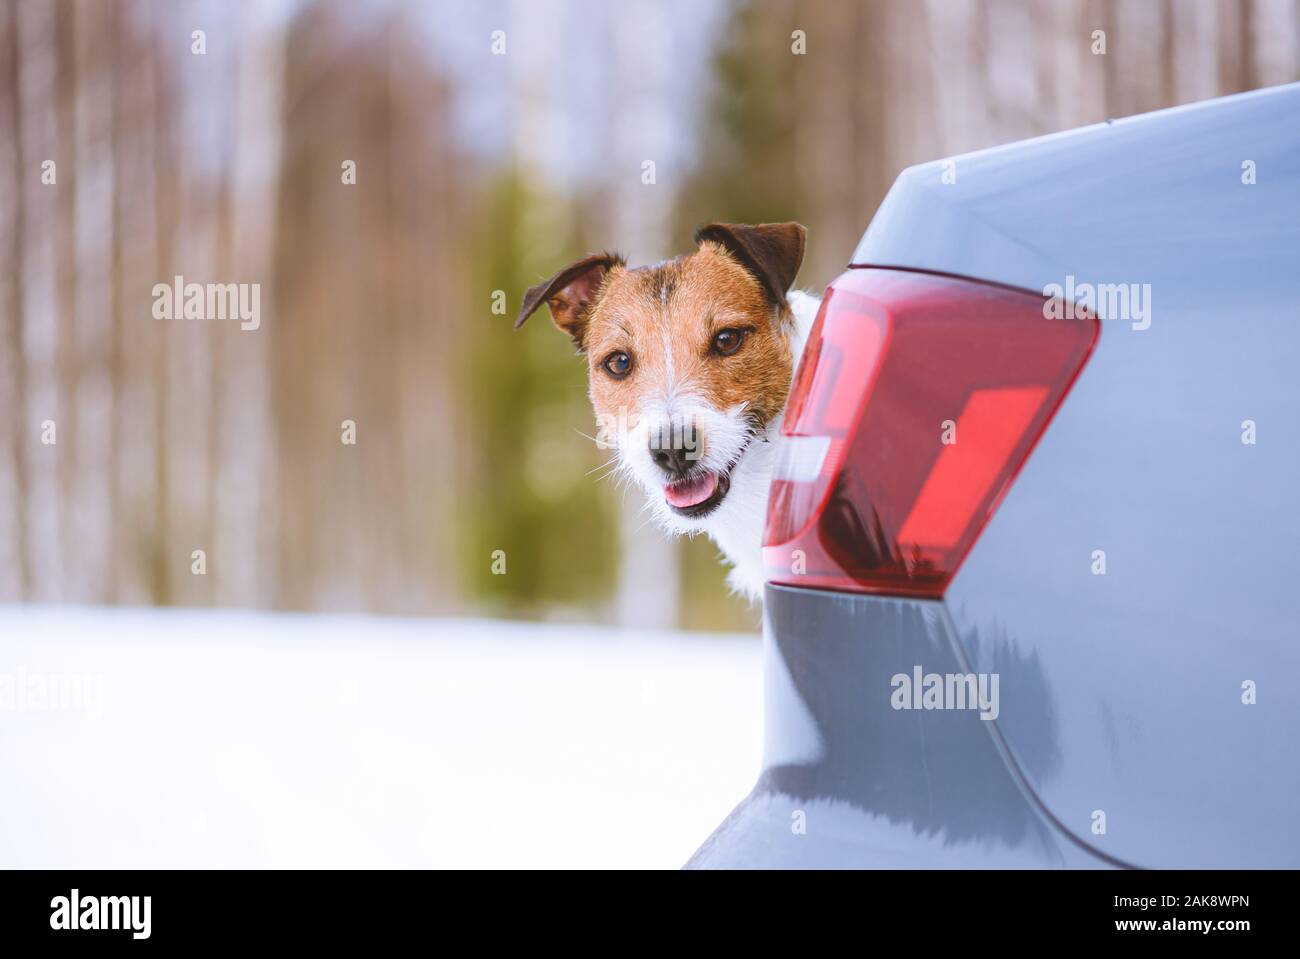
left=764, top=268, right=1098, bottom=598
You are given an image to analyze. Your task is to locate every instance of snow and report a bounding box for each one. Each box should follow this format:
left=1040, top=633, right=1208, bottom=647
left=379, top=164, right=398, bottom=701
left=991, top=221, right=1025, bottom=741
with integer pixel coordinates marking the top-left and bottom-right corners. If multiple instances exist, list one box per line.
left=0, top=606, right=762, bottom=868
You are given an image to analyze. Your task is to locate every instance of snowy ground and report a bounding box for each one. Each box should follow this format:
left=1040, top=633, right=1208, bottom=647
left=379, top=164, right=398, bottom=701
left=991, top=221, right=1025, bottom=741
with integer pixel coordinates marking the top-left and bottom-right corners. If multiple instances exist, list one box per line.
left=0, top=606, right=762, bottom=869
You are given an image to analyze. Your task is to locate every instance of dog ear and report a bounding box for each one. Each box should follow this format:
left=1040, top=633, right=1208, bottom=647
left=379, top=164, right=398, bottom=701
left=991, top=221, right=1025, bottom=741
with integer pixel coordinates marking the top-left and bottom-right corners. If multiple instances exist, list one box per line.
left=515, top=252, right=622, bottom=349
left=694, top=221, right=807, bottom=311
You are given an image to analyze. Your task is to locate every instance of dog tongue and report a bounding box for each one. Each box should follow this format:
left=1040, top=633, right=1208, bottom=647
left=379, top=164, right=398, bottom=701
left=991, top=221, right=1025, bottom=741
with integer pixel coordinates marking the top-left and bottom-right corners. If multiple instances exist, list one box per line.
left=665, top=472, right=718, bottom=509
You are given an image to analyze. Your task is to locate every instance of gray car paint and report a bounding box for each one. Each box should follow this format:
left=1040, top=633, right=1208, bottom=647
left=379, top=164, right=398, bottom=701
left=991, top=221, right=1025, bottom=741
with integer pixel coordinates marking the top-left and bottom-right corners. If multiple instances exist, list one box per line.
left=688, top=586, right=1117, bottom=868
left=692, top=83, right=1300, bottom=867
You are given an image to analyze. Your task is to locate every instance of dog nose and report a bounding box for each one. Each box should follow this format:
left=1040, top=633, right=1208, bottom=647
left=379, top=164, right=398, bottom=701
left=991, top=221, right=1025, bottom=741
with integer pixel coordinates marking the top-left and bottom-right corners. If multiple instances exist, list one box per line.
left=649, top=438, right=694, bottom=477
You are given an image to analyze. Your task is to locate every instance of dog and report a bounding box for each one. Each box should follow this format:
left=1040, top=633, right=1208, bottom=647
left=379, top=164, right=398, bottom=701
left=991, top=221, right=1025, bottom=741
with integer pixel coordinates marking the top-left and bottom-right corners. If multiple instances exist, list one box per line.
left=515, top=222, right=821, bottom=602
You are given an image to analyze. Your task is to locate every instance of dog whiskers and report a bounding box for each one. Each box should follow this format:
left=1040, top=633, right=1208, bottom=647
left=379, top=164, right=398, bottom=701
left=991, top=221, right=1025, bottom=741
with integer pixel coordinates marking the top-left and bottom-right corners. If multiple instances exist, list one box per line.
left=596, top=466, right=627, bottom=486
left=630, top=508, right=668, bottom=539
left=585, top=456, right=619, bottom=478
left=573, top=427, right=613, bottom=449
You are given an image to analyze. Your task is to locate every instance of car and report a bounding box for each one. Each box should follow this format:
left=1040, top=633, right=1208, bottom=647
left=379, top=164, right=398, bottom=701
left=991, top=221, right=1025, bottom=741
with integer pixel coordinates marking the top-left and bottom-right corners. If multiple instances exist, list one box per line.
left=688, top=82, right=1300, bottom=869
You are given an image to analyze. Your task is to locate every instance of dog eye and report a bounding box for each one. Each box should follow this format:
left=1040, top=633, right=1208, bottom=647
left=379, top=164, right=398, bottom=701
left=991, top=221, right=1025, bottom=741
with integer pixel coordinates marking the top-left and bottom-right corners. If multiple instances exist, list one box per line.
left=602, top=350, right=633, bottom=378
left=712, top=328, right=746, bottom=356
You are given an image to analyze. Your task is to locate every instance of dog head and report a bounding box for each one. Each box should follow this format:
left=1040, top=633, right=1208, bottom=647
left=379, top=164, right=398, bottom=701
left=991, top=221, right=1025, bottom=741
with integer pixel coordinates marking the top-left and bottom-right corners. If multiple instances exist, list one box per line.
left=515, top=222, right=806, bottom=536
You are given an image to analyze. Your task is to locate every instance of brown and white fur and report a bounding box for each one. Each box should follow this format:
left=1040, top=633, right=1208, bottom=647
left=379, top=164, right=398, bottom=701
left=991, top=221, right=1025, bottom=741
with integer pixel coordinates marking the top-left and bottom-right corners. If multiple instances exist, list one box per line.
left=515, top=222, right=820, bottom=602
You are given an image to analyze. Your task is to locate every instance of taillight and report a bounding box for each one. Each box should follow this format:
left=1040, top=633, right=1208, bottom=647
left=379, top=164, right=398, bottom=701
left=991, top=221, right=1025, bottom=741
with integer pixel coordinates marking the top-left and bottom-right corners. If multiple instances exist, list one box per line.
left=764, top=268, right=1098, bottom=598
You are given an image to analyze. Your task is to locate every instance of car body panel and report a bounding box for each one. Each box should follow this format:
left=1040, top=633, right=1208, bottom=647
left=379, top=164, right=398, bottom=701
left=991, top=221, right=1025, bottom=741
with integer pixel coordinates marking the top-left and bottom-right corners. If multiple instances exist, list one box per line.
left=687, top=586, right=1115, bottom=868
left=852, top=84, right=1300, bottom=310
left=859, top=83, right=1300, bottom=867
left=693, top=84, right=1300, bottom=868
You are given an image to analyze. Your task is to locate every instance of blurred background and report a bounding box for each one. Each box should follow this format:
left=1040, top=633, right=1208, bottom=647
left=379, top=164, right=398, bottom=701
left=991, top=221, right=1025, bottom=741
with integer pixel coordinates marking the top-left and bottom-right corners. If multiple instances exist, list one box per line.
left=1, top=0, right=1299, bottom=867
left=2, top=0, right=1299, bottom=629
